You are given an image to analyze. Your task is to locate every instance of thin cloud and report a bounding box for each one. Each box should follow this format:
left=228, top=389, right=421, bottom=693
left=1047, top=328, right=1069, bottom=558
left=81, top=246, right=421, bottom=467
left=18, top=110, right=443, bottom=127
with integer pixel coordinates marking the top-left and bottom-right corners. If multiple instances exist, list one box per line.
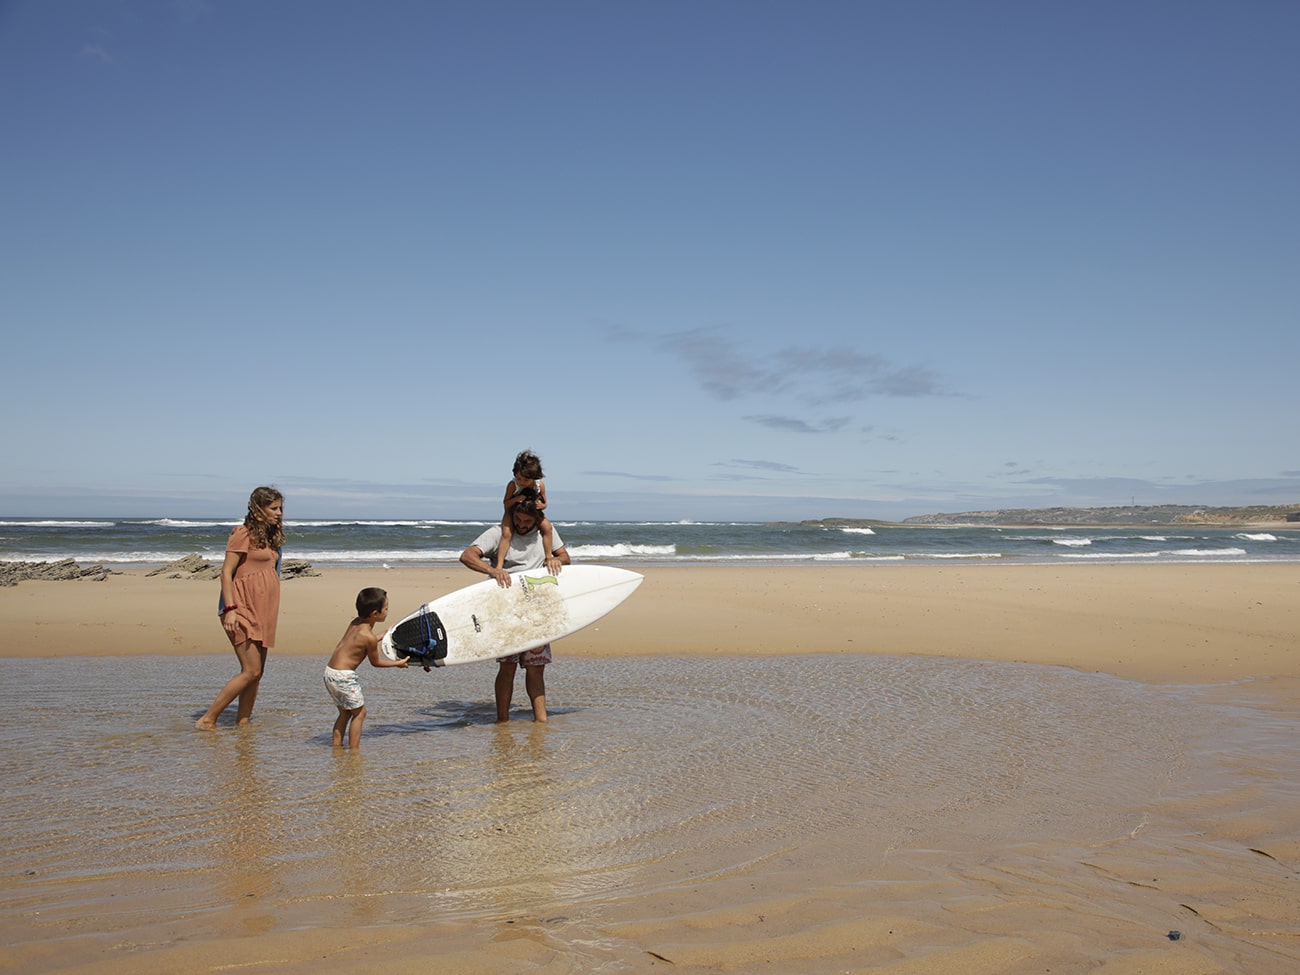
left=744, top=415, right=850, bottom=434
left=657, top=329, right=778, bottom=400
left=653, top=327, right=946, bottom=404
left=81, top=44, right=113, bottom=64
left=856, top=424, right=899, bottom=443
left=580, top=470, right=675, bottom=482
left=868, top=363, right=945, bottom=398
left=781, top=345, right=940, bottom=400
left=722, top=459, right=802, bottom=473
left=998, top=462, right=1033, bottom=477
left=613, top=325, right=945, bottom=437
left=709, top=459, right=805, bottom=481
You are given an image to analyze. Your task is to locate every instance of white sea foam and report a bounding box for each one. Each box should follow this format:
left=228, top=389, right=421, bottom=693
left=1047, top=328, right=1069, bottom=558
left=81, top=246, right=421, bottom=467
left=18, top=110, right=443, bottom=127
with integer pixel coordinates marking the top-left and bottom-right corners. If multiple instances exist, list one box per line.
left=919, top=552, right=1003, bottom=560
left=3, top=550, right=225, bottom=563
left=1059, top=551, right=1157, bottom=560
left=659, top=550, right=883, bottom=562
left=290, top=519, right=490, bottom=528
left=6, top=519, right=1296, bottom=569
left=144, top=519, right=239, bottom=529
left=569, top=543, right=677, bottom=559
left=293, top=548, right=468, bottom=563
left=1, top=520, right=115, bottom=528
left=1059, top=548, right=1250, bottom=561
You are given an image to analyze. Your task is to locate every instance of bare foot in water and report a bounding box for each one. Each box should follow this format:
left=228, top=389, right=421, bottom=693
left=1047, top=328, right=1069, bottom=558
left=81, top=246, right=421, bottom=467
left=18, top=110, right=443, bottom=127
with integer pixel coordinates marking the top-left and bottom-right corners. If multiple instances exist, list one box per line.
left=194, top=718, right=217, bottom=730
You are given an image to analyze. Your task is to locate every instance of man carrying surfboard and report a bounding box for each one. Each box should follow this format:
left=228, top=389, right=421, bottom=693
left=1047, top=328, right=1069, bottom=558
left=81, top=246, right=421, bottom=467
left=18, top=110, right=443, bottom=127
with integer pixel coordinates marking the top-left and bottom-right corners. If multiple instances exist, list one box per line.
left=459, top=498, right=571, bottom=723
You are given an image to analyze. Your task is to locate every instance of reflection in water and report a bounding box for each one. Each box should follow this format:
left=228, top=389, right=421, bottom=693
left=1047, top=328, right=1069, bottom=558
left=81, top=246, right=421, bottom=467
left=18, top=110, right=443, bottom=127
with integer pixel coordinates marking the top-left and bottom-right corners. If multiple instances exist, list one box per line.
left=480, top=725, right=559, bottom=905
left=0, top=653, right=1256, bottom=944
left=210, top=731, right=279, bottom=935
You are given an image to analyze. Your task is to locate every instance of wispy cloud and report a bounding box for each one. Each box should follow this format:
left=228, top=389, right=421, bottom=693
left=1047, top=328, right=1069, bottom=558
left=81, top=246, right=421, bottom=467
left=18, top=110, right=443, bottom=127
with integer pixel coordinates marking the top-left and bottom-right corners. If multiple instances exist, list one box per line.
left=721, top=459, right=802, bottom=473
left=997, top=461, right=1033, bottom=477
left=858, top=424, right=901, bottom=443
left=651, top=327, right=947, bottom=405
left=580, top=470, right=675, bottom=482
left=707, top=458, right=811, bottom=482
left=657, top=329, right=777, bottom=400
left=779, top=346, right=944, bottom=401
left=743, top=414, right=850, bottom=434
left=81, top=44, right=113, bottom=64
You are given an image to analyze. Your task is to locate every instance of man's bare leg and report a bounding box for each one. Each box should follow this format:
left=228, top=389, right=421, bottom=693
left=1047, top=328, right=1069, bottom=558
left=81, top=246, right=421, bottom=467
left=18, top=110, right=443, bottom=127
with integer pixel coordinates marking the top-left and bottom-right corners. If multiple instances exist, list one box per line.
left=524, top=665, right=547, bottom=723
left=495, top=660, right=518, bottom=722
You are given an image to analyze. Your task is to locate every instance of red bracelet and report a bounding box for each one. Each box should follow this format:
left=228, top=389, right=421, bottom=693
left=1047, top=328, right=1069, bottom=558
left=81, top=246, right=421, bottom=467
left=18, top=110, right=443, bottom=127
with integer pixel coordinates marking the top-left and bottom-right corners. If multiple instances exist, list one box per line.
left=220, top=605, right=238, bottom=615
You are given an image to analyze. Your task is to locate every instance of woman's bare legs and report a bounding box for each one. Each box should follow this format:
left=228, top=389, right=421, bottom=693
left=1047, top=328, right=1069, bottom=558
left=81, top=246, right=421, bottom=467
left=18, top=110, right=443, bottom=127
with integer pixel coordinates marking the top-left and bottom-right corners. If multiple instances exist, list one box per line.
left=195, top=639, right=266, bottom=729
left=234, top=644, right=267, bottom=725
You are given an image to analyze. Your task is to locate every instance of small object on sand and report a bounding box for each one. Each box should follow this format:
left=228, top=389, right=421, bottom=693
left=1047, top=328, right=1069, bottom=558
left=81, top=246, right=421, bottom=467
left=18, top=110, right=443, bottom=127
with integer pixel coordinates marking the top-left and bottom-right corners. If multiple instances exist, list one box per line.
left=1168, top=930, right=1182, bottom=941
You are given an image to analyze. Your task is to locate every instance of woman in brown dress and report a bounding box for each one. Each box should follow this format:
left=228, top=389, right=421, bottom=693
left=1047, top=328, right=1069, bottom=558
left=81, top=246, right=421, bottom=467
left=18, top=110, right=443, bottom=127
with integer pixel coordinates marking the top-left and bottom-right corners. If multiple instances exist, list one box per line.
left=195, top=486, right=285, bottom=728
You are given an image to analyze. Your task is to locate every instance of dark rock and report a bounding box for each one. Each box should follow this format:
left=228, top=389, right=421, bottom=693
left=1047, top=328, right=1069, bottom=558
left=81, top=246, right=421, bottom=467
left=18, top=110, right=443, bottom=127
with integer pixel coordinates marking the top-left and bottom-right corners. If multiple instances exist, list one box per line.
left=0, top=559, right=119, bottom=587
left=146, top=554, right=222, bottom=580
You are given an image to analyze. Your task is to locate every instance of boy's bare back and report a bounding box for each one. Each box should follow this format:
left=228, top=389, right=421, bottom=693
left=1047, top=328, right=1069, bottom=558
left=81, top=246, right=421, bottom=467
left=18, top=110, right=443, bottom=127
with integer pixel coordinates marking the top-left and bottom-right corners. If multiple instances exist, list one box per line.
left=328, top=619, right=382, bottom=671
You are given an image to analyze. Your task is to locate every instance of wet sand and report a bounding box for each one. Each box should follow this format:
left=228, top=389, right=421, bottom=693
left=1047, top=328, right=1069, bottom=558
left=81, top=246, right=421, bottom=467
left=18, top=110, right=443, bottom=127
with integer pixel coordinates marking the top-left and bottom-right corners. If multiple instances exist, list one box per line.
left=3, top=563, right=1298, bottom=683
left=1, top=564, right=1297, bottom=973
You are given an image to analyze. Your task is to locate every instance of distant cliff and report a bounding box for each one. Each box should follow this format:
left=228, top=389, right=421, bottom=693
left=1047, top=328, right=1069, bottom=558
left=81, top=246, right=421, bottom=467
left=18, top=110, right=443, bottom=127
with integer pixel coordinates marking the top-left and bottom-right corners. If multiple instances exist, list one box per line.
left=898, top=504, right=1298, bottom=527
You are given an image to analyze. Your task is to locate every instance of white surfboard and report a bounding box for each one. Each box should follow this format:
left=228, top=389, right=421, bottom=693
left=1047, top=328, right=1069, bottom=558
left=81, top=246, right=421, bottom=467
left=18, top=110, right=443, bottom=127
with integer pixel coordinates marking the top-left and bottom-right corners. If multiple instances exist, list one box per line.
left=380, top=564, right=643, bottom=668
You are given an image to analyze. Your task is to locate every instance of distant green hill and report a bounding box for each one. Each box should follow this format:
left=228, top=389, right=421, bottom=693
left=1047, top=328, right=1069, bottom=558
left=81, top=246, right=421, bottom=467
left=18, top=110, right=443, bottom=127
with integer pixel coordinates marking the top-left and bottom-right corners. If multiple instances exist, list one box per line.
left=794, top=505, right=1299, bottom=528
left=900, top=505, right=1298, bottom=526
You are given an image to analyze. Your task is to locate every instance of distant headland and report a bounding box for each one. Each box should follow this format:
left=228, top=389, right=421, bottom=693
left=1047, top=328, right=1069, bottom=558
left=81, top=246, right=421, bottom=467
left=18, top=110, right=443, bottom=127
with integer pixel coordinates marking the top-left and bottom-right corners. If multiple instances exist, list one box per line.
left=799, top=504, right=1300, bottom=528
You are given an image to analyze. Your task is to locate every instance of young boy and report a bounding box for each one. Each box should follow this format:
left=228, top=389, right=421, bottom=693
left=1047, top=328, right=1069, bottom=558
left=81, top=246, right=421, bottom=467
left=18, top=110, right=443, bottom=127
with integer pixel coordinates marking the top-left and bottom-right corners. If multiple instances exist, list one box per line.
left=323, top=587, right=407, bottom=749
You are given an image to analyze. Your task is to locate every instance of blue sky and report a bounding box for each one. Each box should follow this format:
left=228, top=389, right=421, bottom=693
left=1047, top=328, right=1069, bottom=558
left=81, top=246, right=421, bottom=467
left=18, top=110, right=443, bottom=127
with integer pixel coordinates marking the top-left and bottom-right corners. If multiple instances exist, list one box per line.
left=3, top=0, right=1297, bottom=521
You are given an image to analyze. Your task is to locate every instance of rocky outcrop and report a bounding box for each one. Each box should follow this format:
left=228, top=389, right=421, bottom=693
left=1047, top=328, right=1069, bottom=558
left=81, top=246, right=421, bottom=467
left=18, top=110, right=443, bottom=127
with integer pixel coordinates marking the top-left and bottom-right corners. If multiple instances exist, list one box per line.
left=146, top=554, right=222, bottom=580
left=0, top=559, right=119, bottom=587
left=145, top=554, right=321, bottom=580
left=1, top=554, right=321, bottom=587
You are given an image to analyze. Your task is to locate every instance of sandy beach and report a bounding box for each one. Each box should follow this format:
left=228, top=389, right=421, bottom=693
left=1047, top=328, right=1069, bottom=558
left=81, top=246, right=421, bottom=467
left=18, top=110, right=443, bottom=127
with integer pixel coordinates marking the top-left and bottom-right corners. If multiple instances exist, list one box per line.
left=2, top=563, right=1297, bottom=974
left=3, top=562, right=1296, bottom=684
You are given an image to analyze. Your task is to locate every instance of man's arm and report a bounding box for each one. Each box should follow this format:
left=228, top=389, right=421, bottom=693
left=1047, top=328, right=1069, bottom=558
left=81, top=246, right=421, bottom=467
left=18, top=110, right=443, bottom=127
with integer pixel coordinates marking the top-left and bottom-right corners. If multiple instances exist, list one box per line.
left=546, top=545, right=570, bottom=576
left=460, top=543, right=513, bottom=588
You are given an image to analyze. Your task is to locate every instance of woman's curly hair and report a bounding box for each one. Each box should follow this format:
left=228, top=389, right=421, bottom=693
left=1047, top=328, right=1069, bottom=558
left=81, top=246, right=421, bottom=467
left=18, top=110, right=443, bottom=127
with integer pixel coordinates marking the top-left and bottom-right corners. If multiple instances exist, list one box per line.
left=244, top=486, right=286, bottom=550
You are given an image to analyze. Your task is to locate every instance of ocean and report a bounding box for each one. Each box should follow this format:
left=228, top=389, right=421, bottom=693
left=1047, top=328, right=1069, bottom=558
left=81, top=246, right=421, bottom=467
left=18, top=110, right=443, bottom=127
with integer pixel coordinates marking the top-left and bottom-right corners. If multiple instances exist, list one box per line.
left=2, top=517, right=1298, bottom=567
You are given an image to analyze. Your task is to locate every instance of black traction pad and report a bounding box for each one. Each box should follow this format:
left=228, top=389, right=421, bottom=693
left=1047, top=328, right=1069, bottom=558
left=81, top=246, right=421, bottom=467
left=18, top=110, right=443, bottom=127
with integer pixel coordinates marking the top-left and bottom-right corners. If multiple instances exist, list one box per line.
left=389, top=608, right=449, bottom=667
